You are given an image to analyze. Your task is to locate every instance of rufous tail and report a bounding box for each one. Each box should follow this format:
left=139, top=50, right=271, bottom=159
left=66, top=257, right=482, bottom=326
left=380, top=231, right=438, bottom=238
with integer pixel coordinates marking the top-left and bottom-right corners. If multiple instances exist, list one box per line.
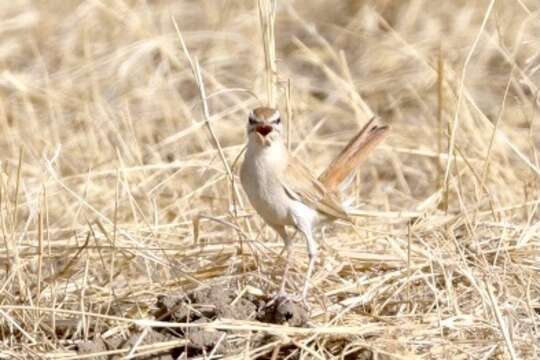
left=318, top=117, right=389, bottom=192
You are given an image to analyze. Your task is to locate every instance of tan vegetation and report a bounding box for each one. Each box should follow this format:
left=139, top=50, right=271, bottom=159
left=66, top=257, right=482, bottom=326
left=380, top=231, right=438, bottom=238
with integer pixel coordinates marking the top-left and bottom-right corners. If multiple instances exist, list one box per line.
left=0, top=0, right=539, bottom=358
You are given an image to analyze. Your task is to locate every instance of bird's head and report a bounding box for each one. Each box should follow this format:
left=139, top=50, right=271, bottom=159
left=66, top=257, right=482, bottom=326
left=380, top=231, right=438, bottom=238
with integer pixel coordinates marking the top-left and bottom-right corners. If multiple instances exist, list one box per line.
left=246, top=107, right=283, bottom=146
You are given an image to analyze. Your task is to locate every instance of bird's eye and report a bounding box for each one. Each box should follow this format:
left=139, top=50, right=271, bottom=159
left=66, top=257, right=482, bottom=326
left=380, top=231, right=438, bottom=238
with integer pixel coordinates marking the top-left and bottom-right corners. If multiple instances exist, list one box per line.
left=273, top=117, right=281, bottom=125
left=248, top=116, right=257, bottom=125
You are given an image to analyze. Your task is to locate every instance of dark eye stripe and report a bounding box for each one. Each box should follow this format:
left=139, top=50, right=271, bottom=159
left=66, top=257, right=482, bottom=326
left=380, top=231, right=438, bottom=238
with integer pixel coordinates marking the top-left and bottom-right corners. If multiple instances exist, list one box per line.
left=248, top=116, right=257, bottom=125
left=272, top=117, right=281, bottom=124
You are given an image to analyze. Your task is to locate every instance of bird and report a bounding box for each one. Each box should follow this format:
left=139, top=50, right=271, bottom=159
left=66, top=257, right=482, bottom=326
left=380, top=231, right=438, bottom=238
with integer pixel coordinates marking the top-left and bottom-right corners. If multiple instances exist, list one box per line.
left=240, top=106, right=389, bottom=304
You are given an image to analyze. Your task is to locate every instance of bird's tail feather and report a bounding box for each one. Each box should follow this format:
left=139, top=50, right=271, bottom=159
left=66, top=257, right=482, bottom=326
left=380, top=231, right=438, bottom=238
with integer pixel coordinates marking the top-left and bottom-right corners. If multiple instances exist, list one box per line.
left=318, top=117, right=389, bottom=193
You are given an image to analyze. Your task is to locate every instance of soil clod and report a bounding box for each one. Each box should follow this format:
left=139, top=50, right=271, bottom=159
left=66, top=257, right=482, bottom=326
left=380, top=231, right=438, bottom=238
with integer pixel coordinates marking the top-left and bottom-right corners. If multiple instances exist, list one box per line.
left=257, top=297, right=309, bottom=327
left=77, top=284, right=310, bottom=358
left=77, top=330, right=176, bottom=359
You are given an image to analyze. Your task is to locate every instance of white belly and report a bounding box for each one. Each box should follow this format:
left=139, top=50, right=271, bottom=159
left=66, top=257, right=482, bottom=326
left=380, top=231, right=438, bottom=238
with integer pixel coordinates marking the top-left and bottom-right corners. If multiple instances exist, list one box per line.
left=240, top=159, right=292, bottom=226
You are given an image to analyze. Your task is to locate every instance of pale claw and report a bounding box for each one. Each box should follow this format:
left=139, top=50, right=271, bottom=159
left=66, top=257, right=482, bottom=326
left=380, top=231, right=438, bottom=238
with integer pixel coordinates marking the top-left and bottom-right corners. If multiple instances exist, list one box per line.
left=266, top=291, right=311, bottom=312
left=301, top=292, right=311, bottom=311
left=266, top=291, right=294, bottom=308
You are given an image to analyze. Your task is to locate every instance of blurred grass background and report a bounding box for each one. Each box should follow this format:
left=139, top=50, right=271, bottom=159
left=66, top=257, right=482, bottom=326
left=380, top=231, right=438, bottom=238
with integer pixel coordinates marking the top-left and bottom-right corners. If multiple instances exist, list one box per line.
left=0, top=0, right=539, bottom=358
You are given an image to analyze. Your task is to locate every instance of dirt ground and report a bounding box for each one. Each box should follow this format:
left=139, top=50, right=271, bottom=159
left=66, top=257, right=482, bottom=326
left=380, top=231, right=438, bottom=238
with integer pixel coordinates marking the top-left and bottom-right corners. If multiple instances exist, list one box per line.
left=76, top=284, right=311, bottom=358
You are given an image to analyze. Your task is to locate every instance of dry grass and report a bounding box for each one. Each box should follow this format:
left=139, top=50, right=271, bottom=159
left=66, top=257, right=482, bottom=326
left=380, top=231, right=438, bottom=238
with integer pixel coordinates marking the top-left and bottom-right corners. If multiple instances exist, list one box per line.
left=1, top=0, right=540, bottom=358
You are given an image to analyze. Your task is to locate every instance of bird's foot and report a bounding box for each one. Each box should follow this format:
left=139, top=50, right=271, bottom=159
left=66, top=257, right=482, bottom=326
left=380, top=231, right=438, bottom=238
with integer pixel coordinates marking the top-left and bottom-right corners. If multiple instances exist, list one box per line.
left=265, top=291, right=310, bottom=311
left=301, top=292, right=311, bottom=311
left=265, top=290, right=295, bottom=308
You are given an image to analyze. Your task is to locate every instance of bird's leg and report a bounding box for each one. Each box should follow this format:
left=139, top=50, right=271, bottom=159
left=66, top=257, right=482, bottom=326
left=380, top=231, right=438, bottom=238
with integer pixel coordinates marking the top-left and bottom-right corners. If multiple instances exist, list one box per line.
left=269, top=224, right=292, bottom=298
left=278, top=241, right=293, bottom=296
left=301, top=227, right=318, bottom=307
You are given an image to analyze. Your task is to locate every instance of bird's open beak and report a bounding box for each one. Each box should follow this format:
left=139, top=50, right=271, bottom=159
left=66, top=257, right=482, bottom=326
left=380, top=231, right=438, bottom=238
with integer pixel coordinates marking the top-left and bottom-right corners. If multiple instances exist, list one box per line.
left=253, top=125, right=273, bottom=146
left=255, top=124, right=273, bottom=137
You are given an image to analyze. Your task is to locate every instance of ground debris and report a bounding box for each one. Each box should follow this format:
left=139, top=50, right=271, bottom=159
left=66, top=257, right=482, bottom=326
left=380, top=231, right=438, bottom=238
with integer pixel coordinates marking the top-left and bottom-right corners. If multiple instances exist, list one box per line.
left=147, top=284, right=310, bottom=356
left=257, top=298, right=309, bottom=327
left=76, top=329, right=176, bottom=359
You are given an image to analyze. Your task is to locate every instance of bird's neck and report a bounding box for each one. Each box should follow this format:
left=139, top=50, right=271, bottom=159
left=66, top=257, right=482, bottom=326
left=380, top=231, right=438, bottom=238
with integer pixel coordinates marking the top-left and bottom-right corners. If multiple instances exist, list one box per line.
left=246, top=136, right=288, bottom=171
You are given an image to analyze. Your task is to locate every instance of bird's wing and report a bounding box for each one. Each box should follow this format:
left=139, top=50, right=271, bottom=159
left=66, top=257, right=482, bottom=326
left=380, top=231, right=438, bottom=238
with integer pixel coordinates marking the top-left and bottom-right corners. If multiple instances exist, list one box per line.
left=280, top=156, right=350, bottom=221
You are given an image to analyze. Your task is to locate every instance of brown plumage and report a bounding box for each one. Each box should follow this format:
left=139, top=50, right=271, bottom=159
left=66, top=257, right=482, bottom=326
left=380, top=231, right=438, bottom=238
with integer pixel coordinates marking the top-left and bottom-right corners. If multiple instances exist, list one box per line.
left=281, top=156, right=350, bottom=222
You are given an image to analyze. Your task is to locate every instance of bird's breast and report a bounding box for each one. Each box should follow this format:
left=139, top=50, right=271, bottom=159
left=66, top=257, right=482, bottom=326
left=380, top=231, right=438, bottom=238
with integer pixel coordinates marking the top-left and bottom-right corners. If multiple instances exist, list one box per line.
left=240, top=148, right=292, bottom=226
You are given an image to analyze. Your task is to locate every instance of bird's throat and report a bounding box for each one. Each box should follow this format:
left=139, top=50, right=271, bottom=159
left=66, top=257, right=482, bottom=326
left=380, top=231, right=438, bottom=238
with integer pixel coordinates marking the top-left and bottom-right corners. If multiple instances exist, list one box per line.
left=256, top=132, right=271, bottom=147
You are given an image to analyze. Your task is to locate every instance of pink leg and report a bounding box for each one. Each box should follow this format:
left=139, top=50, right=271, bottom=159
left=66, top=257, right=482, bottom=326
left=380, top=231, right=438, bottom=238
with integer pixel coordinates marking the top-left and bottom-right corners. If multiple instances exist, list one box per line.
left=300, top=226, right=318, bottom=307
left=269, top=224, right=292, bottom=296
left=278, top=242, right=292, bottom=295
